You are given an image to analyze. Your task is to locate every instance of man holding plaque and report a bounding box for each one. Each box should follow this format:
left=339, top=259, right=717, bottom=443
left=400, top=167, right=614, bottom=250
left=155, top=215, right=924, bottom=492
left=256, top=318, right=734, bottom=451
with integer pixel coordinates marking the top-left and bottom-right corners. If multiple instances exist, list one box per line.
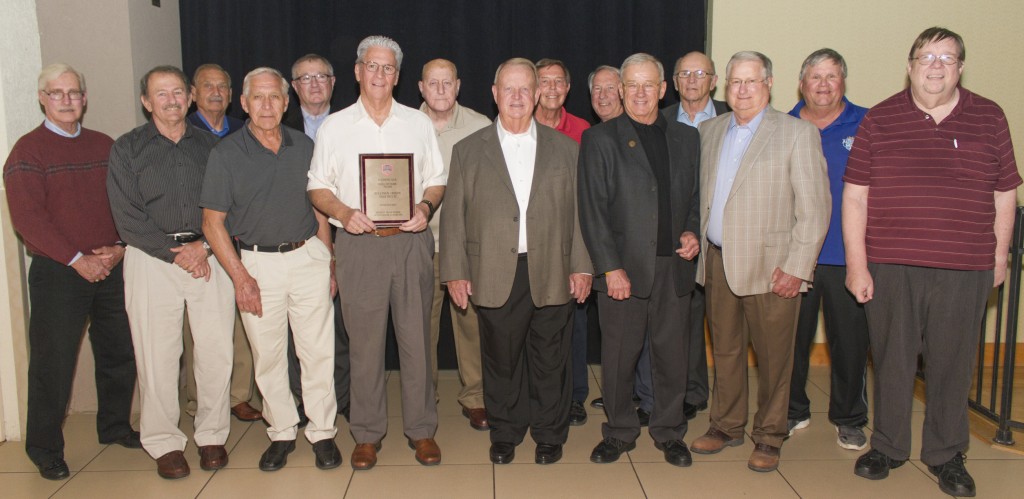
left=440, top=58, right=592, bottom=465
left=308, top=35, right=445, bottom=471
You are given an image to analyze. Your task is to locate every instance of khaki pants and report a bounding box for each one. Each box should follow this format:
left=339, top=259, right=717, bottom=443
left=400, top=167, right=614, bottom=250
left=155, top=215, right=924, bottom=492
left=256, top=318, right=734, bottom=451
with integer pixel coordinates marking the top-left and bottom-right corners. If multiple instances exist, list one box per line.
left=183, top=310, right=258, bottom=415
left=429, top=254, right=484, bottom=409
left=124, top=247, right=235, bottom=459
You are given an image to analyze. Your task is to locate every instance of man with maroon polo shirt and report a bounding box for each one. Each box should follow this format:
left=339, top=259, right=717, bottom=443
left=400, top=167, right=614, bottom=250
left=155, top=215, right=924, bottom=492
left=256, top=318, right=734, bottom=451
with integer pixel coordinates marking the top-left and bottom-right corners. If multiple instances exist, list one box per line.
left=845, top=27, right=1020, bottom=498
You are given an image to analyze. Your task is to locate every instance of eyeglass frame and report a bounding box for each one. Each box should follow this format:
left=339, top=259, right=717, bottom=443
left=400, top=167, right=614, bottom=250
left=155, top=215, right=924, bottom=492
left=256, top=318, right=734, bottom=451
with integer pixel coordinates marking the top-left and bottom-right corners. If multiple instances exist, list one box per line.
left=909, top=53, right=961, bottom=66
left=41, top=89, right=85, bottom=101
left=360, top=61, right=398, bottom=75
left=675, top=70, right=714, bottom=80
left=726, top=78, right=768, bottom=90
left=292, top=73, right=333, bottom=85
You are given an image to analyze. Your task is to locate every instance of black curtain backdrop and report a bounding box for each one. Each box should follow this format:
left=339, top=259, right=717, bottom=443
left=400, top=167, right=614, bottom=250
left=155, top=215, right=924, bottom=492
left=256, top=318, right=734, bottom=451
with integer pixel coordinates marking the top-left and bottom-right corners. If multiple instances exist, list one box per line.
left=180, top=0, right=706, bottom=123
left=179, top=0, right=706, bottom=369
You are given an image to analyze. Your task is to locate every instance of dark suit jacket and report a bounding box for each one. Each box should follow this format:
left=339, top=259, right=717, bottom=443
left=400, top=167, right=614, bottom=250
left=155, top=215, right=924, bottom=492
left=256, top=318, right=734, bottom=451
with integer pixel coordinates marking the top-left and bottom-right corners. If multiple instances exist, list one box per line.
left=439, top=122, right=592, bottom=308
left=578, top=114, right=700, bottom=299
left=660, top=99, right=730, bottom=123
left=186, top=112, right=244, bottom=136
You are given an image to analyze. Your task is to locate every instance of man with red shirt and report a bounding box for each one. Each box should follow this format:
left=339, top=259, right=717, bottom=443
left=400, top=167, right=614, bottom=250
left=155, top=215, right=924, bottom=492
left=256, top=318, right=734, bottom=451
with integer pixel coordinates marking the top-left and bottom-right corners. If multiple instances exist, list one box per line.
left=534, top=57, right=592, bottom=426
left=3, top=63, right=140, bottom=480
left=845, top=27, right=1020, bottom=498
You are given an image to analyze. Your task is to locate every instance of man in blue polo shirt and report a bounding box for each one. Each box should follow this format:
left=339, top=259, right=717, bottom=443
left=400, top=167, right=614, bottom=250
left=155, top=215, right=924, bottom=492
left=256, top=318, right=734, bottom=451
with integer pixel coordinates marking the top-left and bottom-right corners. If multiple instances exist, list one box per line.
left=785, top=48, right=870, bottom=451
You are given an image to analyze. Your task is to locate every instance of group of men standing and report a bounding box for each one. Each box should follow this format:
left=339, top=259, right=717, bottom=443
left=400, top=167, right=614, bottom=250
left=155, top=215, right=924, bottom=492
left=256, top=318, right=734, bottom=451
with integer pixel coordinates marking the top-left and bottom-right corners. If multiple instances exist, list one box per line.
left=4, top=27, right=1016, bottom=497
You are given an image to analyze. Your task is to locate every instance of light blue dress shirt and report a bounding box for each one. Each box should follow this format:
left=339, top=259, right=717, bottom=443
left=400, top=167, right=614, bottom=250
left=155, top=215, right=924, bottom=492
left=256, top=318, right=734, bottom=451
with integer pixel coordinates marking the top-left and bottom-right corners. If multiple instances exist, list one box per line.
left=706, top=108, right=765, bottom=246
left=676, top=99, right=717, bottom=128
left=44, top=118, right=81, bottom=138
left=302, top=108, right=329, bottom=141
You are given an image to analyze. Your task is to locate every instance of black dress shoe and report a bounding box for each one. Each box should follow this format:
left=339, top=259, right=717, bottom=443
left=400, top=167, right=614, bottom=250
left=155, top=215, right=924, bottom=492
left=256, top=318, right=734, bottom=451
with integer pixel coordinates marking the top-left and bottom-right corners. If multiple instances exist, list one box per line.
left=928, top=452, right=975, bottom=497
left=259, top=440, right=296, bottom=471
left=854, top=449, right=906, bottom=480
left=36, top=457, right=70, bottom=480
left=590, top=437, right=636, bottom=463
left=590, top=397, right=604, bottom=409
left=101, top=430, right=142, bottom=449
left=489, top=442, right=516, bottom=464
left=656, top=440, right=693, bottom=467
left=636, top=407, right=651, bottom=427
left=313, top=439, right=342, bottom=470
left=569, top=400, right=588, bottom=426
left=535, top=443, right=563, bottom=465
left=683, top=401, right=707, bottom=421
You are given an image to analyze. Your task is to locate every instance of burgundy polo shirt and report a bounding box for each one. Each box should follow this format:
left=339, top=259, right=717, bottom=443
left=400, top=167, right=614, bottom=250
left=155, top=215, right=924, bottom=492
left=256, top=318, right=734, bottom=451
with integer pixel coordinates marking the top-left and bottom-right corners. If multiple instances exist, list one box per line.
left=844, top=87, right=1020, bottom=271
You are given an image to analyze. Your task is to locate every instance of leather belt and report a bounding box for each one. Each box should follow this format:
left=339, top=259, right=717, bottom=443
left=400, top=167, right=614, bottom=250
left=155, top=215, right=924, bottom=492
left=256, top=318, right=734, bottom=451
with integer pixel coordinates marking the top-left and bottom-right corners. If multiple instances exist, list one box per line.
left=167, top=232, right=202, bottom=243
left=237, top=240, right=306, bottom=253
left=372, top=227, right=402, bottom=237
left=708, top=242, right=723, bottom=252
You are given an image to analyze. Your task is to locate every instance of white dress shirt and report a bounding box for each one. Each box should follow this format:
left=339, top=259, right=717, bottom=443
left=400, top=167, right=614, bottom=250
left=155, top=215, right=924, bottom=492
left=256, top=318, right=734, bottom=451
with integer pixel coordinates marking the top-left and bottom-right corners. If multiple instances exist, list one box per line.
left=495, top=119, right=538, bottom=253
left=307, top=97, right=447, bottom=228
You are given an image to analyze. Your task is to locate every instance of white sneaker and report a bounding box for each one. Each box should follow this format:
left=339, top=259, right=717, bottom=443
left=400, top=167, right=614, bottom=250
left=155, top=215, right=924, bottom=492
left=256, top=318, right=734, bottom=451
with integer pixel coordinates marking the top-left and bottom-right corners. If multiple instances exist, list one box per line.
left=787, top=417, right=810, bottom=437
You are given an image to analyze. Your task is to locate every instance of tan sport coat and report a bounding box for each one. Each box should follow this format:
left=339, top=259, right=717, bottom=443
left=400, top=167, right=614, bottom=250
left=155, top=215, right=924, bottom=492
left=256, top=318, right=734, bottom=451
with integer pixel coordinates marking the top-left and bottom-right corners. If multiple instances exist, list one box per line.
left=439, top=122, right=592, bottom=308
left=696, top=107, right=830, bottom=296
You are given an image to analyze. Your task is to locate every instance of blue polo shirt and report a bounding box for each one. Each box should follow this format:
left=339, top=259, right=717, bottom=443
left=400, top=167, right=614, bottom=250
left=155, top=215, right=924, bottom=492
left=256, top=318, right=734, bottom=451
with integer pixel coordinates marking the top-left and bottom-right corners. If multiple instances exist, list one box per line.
left=789, top=97, right=867, bottom=266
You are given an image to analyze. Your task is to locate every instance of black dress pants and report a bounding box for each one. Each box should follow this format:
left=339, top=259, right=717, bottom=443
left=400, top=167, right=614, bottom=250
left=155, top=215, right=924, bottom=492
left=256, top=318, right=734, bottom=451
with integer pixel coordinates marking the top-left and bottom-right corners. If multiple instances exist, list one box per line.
left=477, top=255, right=574, bottom=445
left=25, top=257, right=136, bottom=465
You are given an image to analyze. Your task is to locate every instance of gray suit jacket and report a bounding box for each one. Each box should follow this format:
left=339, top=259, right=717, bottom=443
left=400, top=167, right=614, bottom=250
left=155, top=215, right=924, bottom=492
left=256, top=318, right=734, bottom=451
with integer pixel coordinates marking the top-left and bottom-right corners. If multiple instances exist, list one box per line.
left=577, top=114, right=701, bottom=298
left=439, top=122, right=592, bottom=308
left=695, top=107, right=830, bottom=296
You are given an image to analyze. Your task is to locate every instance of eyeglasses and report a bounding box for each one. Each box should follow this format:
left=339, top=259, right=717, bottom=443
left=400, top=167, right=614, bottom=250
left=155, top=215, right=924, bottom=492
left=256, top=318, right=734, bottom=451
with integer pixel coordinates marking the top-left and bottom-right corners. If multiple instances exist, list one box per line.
left=293, top=73, right=332, bottom=85
left=623, top=81, right=660, bottom=93
left=361, top=61, right=397, bottom=75
left=910, top=53, right=960, bottom=66
left=727, top=78, right=767, bottom=89
left=676, top=70, right=713, bottom=80
left=42, top=89, right=84, bottom=101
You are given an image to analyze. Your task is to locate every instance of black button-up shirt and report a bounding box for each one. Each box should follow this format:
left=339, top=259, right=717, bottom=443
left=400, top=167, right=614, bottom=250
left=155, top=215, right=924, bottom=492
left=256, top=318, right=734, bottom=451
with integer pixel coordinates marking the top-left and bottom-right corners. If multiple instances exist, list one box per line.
left=629, top=113, right=673, bottom=256
left=107, top=121, right=218, bottom=263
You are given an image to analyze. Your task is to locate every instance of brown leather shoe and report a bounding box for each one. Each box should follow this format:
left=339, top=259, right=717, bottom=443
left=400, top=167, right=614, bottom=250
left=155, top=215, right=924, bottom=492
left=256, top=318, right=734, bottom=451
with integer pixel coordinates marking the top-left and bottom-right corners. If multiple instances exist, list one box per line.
left=231, top=402, right=263, bottom=422
left=198, top=445, right=228, bottom=471
left=408, top=438, right=442, bottom=466
left=351, top=442, right=381, bottom=471
left=462, top=406, right=489, bottom=431
left=691, top=427, right=744, bottom=455
left=156, top=450, right=190, bottom=479
left=748, top=443, right=781, bottom=472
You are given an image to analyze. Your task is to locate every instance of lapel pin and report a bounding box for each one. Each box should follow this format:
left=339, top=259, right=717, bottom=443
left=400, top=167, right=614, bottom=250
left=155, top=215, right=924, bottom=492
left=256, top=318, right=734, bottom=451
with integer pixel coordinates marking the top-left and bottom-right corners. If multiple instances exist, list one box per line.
left=628, top=140, right=636, bottom=148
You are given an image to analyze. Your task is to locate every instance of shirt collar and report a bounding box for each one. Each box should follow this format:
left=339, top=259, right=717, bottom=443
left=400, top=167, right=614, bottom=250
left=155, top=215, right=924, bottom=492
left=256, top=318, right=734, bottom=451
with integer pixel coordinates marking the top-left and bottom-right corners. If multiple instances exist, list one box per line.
left=728, top=106, right=766, bottom=133
left=789, top=96, right=859, bottom=127
left=496, top=117, right=537, bottom=142
left=354, top=96, right=399, bottom=125
left=194, top=111, right=230, bottom=137
left=301, top=106, right=330, bottom=121
left=418, top=102, right=465, bottom=133
left=241, top=120, right=294, bottom=154
left=629, top=112, right=668, bottom=132
left=143, top=120, right=196, bottom=142
left=677, top=98, right=716, bottom=122
left=43, top=118, right=81, bottom=138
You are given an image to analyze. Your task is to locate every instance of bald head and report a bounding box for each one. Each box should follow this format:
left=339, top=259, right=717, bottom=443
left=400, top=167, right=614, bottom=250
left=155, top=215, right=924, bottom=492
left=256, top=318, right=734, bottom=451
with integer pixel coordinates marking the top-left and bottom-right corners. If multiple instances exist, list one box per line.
left=419, top=58, right=462, bottom=115
left=421, top=58, right=458, bottom=81
left=673, top=51, right=718, bottom=106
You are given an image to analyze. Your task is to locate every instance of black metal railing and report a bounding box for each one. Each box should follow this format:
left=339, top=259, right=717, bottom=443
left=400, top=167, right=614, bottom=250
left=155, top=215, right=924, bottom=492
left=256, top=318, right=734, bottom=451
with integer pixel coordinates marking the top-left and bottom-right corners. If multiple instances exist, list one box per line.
left=967, top=205, right=1023, bottom=445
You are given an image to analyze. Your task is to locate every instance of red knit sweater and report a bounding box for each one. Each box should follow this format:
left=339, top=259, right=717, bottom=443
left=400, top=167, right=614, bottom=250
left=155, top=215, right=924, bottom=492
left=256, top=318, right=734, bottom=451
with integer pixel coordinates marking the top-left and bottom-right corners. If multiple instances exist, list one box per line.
left=3, top=124, right=120, bottom=264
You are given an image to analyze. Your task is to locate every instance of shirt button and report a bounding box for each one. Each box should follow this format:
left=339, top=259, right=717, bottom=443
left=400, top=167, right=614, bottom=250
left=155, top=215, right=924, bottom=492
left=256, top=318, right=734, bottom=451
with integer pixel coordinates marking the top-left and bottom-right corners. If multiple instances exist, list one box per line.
left=650, top=241, right=656, bottom=247
left=511, top=248, right=517, bottom=254
left=513, top=216, right=519, bottom=222
left=651, top=186, right=656, bottom=192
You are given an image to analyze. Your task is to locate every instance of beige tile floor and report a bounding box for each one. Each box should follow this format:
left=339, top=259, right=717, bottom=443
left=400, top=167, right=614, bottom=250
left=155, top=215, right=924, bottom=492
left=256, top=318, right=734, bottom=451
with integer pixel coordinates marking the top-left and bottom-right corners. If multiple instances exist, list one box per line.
left=2, top=366, right=1022, bottom=498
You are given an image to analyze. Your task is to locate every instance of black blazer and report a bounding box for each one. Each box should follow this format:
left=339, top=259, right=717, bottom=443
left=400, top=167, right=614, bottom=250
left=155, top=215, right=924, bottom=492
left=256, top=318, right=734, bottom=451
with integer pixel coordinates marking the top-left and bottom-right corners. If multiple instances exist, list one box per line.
left=660, top=99, right=730, bottom=122
left=577, top=114, right=701, bottom=298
